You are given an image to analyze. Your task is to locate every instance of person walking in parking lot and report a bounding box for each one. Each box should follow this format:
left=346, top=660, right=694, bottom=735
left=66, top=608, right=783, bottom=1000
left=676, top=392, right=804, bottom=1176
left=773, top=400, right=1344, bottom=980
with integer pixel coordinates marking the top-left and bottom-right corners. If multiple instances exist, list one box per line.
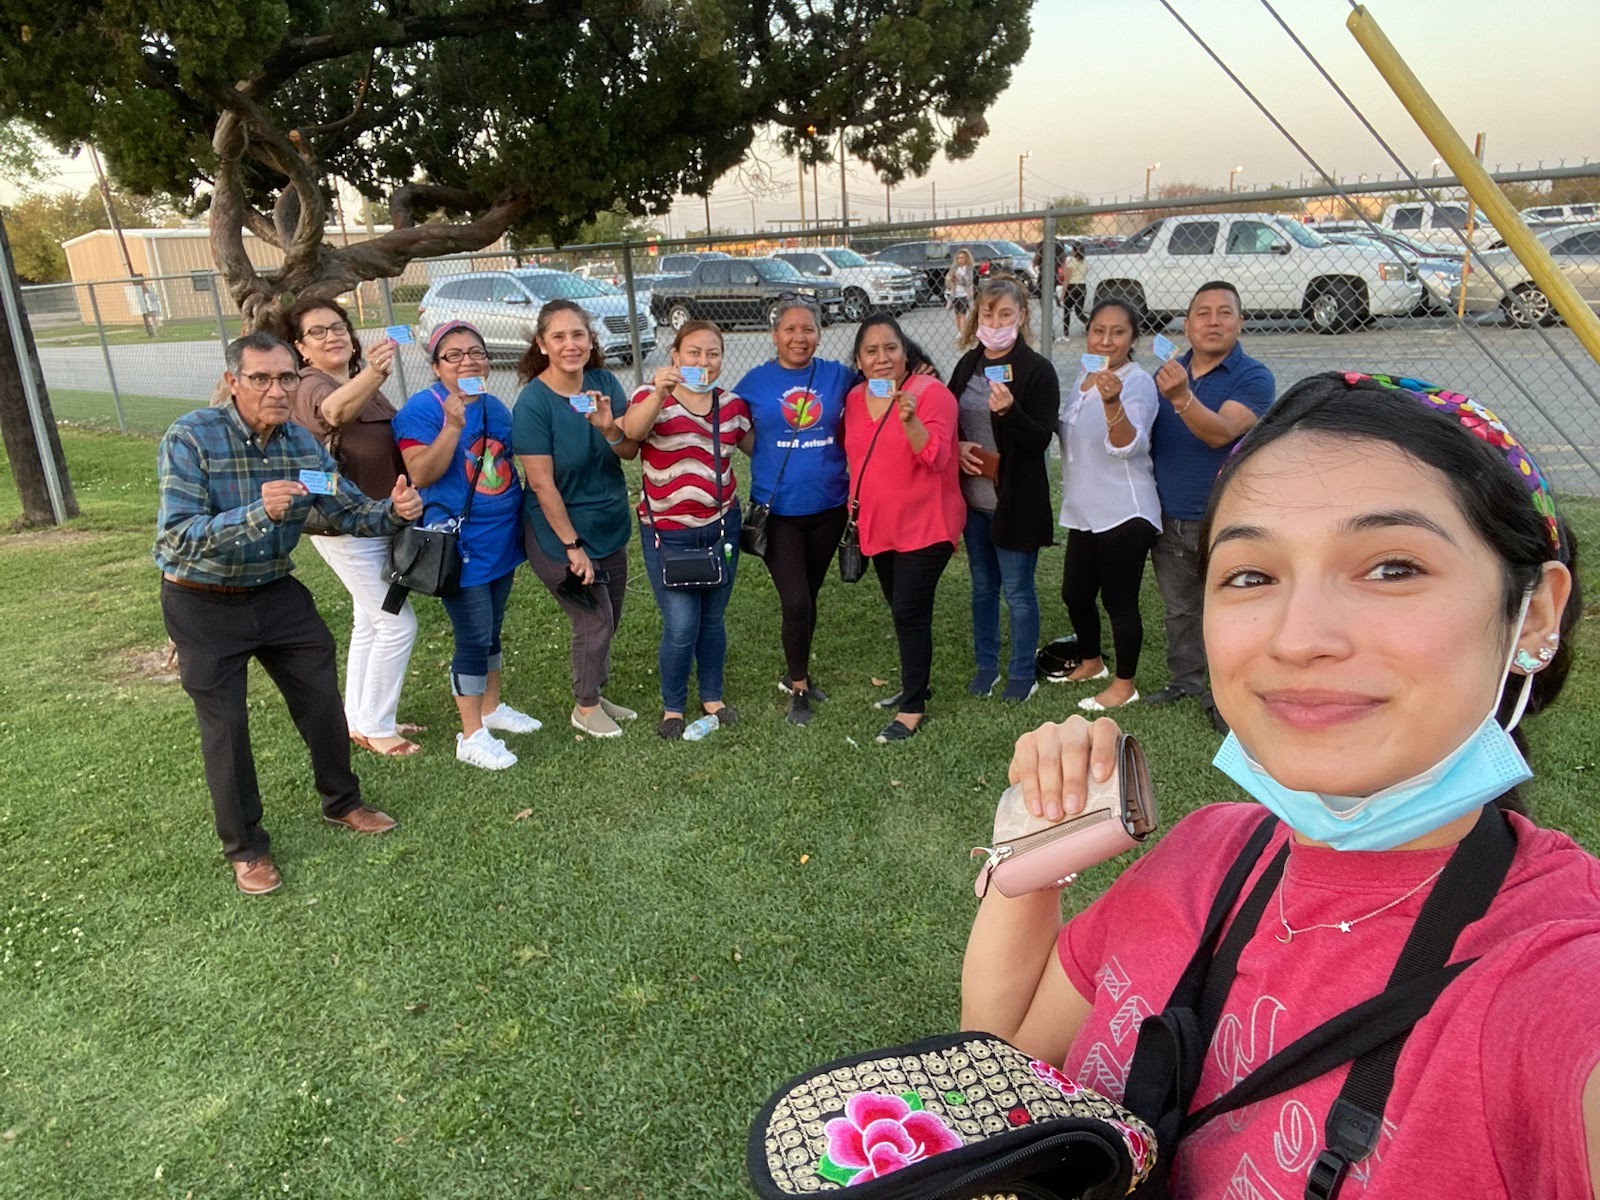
left=946, top=248, right=976, bottom=333
left=156, top=332, right=418, bottom=895
left=1146, top=281, right=1275, bottom=731
left=1061, top=245, right=1088, bottom=336
left=513, top=300, right=640, bottom=738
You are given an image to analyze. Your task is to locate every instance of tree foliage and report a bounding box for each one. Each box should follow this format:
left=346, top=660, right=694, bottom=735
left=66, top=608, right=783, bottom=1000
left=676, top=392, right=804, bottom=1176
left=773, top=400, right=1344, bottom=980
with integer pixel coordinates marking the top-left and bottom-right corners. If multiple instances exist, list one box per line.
left=0, top=0, right=1031, bottom=328
left=4, top=188, right=173, bottom=283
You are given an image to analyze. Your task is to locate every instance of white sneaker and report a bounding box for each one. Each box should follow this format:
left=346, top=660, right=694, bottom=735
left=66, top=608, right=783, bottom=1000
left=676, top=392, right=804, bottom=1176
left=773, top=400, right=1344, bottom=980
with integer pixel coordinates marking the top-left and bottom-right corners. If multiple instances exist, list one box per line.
left=456, top=727, right=518, bottom=770
left=483, top=702, right=542, bottom=734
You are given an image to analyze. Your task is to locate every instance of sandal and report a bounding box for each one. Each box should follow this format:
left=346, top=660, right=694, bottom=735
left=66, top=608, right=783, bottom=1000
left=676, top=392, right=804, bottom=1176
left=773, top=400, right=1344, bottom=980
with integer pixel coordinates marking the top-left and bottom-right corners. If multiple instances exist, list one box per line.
left=349, top=731, right=373, bottom=751
left=396, top=722, right=428, bottom=736
left=365, top=736, right=424, bottom=757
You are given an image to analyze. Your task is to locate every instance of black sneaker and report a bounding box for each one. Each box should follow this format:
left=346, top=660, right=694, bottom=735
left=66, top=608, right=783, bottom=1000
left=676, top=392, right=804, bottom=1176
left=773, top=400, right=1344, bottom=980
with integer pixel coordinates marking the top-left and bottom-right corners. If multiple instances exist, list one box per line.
left=967, top=667, right=1001, bottom=697
left=779, top=675, right=829, bottom=703
left=657, top=716, right=686, bottom=740
left=786, top=692, right=813, bottom=726
left=875, top=718, right=920, bottom=744
left=1145, top=685, right=1201, bottom=706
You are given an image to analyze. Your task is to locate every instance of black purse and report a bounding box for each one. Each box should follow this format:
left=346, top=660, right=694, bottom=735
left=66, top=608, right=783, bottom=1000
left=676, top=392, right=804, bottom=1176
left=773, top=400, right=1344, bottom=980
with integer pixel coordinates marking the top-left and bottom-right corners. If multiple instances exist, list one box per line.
left=741, top=362, right=815, bottom=561
left=645, top=391, right=729, bottom=589
left=838, top=401, right=891, bottom=584
left=381, top=400, right=487, bottom=613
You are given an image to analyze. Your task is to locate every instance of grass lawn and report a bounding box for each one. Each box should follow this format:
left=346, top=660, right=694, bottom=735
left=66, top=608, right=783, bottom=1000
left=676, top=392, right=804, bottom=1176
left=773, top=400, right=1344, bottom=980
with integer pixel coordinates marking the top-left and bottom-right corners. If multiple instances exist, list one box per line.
left=1, top=429, right=1596, bottom=1199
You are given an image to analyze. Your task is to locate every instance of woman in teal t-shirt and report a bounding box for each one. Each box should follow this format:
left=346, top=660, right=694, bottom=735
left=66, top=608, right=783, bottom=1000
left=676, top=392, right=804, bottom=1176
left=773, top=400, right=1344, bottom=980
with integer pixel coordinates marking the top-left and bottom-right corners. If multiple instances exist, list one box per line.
left=511, top=300, right=639, bottom=739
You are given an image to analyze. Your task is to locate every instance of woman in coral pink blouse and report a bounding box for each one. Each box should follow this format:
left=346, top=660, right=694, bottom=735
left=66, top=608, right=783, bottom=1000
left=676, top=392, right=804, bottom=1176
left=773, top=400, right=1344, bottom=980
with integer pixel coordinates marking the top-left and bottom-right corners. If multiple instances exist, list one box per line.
left=844, top=314, right=966, bottom=745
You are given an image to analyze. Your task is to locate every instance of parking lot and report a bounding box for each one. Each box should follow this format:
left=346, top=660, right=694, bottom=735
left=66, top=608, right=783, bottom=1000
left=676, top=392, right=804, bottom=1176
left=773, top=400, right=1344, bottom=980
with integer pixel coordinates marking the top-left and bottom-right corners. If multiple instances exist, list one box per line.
left=33, top=299, right=1600, bottom=495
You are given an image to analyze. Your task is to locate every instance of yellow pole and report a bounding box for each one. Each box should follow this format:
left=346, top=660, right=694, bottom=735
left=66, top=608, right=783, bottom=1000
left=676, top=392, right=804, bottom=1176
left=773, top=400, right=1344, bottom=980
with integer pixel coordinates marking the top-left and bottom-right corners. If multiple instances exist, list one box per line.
left=1455, top=132, right=1483, bottom=320
left=1349, top=5, right=1600, bottom=367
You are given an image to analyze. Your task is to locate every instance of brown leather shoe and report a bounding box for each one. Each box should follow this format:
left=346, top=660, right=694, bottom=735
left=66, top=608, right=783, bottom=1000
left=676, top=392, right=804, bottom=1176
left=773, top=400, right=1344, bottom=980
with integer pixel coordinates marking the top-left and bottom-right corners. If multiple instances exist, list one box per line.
left=232, top=855, right=282, bottom=895
left=324, top=804, right=398, bottom=835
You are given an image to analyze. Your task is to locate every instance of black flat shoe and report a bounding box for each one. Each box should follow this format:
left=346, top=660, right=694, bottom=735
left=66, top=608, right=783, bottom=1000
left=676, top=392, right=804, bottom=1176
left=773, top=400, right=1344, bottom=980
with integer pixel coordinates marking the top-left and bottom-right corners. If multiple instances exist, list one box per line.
left=657, top=716, right=686, bottom=740
left=875, top=718, right=921, bottom=744
left=779, top=675, right=828, bottom=703
left=706, top=704, right=738, bottom=726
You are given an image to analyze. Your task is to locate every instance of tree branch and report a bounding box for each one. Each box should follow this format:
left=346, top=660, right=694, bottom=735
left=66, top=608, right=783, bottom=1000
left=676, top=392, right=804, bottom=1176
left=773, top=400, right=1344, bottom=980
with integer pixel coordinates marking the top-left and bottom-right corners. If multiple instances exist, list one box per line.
left=314, top=192, right=533, bottom=293
left=209, top=112, right=269, bottom=313
left=389, top=184, right=492, bottom=229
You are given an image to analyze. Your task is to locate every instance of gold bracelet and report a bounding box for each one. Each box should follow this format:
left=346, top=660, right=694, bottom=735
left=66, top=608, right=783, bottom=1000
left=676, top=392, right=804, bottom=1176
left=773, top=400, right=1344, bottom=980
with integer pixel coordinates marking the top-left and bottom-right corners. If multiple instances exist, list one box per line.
left=1106, top=406, right=1128, bottom=429
left=1175, top=395, right=1195, bottom=416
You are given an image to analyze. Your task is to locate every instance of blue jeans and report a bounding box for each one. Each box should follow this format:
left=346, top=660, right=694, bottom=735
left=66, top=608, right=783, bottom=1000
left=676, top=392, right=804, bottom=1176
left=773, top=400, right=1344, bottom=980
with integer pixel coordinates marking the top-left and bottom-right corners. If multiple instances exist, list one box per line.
left=965, top=508, right=1041, bottom=680
left=638, top=509, right=740, bottom=712
left=439, top=569, right=515, bottom=696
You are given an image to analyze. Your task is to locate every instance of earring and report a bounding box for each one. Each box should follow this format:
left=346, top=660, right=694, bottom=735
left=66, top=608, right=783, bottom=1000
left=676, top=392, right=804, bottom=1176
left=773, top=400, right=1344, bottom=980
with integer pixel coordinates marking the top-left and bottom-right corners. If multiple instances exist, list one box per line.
left=1513, top=649, right=1543, bottom=673
left=1545, top=633, right=1561, bottom=645
left=1538, top=646, right=1556, bottom=663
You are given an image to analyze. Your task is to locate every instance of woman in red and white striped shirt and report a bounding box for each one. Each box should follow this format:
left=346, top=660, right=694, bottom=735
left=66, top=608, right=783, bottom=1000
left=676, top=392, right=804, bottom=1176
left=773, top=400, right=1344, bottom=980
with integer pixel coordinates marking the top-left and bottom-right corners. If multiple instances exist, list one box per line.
left=618, top=321, right=753, bottom=739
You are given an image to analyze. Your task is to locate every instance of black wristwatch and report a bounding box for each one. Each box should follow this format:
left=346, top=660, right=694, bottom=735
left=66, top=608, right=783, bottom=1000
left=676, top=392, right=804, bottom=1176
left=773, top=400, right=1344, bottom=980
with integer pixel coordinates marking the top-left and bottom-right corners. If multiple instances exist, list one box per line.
left=564, top=538, right=583, bottom=551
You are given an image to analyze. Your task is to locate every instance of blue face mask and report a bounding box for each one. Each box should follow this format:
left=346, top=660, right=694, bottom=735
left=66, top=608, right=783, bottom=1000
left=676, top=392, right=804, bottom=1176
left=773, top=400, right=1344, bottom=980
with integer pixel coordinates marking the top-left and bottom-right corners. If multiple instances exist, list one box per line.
left=1211, top=596, right=1537, bottom=851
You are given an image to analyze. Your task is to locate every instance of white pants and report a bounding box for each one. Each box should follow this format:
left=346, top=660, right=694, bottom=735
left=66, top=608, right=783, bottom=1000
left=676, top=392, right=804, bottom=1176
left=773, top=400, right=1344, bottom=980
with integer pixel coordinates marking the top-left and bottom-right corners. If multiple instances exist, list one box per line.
left=309, top=534, right=417, bottom=739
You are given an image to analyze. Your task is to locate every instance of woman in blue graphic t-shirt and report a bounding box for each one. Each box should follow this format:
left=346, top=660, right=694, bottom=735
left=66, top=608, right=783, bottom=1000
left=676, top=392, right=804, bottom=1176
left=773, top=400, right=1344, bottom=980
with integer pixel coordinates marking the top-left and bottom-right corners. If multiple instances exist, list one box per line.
left=735, top=298, right=937, bottom=727
left=392, top=320, right=538, bottom=772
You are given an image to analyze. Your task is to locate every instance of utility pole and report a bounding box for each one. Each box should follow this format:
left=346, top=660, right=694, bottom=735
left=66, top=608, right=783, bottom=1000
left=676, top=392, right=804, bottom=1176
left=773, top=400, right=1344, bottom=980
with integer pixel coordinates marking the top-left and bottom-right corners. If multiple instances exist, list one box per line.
left=838, top=127, right=849, bottom=236
left=931, top=181, right=937, bottom=221
left=798, top=154, right=807, bottom=229
left=1018, top=151, right=1031, bottom=211
left=88, top=144, right=156, bottom=337
left=885, top=182, right=891, bottom=223
left=1144, top=161, right=1161, bottom=201
left=702, top=193, right=712, bottom=238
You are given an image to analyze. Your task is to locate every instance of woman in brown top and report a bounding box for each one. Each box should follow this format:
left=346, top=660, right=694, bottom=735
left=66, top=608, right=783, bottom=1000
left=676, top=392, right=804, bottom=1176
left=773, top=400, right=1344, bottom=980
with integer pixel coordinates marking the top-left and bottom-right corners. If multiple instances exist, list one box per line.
left=285, top=297, right=422, bottom=757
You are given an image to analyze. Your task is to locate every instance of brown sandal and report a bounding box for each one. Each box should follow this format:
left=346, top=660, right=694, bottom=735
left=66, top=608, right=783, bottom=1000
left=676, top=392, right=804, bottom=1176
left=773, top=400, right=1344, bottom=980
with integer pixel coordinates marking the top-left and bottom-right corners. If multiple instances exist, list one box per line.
left=366, top=736, right=423, bottom=758
left=396, top=723, right=428, bottom=736
left=349, top=731, right=373, bottom=751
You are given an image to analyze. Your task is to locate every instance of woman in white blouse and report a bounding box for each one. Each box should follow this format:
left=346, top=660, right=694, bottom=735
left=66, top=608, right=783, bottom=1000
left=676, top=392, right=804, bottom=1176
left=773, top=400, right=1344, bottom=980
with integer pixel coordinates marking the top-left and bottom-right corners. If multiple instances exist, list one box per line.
left=1056, top=298, right=1161, bottom=712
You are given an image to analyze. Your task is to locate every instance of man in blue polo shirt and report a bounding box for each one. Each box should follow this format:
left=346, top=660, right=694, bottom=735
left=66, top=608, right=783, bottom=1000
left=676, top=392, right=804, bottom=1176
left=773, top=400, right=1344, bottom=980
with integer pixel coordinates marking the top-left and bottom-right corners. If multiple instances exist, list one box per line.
left=1147, top=281, right=1275, bottom=730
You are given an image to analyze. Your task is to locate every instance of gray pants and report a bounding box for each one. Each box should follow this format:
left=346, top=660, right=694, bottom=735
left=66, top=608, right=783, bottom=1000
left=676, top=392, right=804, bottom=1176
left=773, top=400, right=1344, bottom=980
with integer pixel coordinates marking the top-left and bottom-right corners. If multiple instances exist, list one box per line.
left=523, top=528, right=628, bottom=708
left=1149, top=515, right=1206, bottom=695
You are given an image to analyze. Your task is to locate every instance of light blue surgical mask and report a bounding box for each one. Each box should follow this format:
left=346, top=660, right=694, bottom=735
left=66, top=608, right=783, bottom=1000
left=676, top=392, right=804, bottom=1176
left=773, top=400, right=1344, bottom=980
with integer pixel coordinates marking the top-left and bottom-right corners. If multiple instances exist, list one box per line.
left=1211, top=594, right=1537, bottom=851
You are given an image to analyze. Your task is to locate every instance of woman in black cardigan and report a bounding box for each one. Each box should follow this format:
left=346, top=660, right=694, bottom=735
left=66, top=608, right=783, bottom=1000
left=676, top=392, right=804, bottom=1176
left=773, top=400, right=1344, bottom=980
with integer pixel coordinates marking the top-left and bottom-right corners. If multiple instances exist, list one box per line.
left=951, top=274, right=1061, bottom=703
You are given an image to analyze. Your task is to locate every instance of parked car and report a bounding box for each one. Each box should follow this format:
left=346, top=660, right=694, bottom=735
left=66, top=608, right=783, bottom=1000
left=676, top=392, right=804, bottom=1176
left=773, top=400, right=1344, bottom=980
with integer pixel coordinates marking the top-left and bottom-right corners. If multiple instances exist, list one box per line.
left=656, top=251, right=730, bottom=275
left=1321, top=231, right=1461, bottom=314
left=416, top=269, right=656, bottom=363
left=1079, top=212, right=1419, bottom=334
left=1443, top=223, right=1600, bottom=327
left=872, top=240, right=1033, bottom=304
left=1520, top=203, right=1600, bottom=227
left=648, top=257, right=844, bottom=329
left=770, top=247, right=918, bottom=320
left=1380, top=201, right=1499, bottom=250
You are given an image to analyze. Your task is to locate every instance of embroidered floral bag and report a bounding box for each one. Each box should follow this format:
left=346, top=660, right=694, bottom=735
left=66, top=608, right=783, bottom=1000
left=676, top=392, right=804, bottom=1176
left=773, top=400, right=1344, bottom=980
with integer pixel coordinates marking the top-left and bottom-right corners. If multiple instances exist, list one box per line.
left=747, top=1032, right=1156, bottom=1200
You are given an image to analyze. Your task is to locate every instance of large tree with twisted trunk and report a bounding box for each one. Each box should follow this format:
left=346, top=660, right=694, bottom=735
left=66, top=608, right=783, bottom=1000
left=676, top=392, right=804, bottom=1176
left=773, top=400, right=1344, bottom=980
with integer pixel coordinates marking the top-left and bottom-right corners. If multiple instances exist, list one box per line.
left=0, top=0, right=1031, bottom=332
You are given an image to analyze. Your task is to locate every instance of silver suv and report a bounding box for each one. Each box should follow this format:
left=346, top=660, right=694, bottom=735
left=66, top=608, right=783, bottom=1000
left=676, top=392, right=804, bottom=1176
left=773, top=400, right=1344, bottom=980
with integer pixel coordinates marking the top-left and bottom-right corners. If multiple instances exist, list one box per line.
left=416, top=269, right=655, bottom=363
left=771, top=248, right=919, bottom=320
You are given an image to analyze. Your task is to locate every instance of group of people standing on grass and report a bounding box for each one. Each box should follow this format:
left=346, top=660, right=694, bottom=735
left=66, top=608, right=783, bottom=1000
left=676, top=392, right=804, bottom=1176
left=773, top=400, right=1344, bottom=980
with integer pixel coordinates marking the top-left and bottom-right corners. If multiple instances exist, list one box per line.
left=152, top=274, right=1274, bottom=887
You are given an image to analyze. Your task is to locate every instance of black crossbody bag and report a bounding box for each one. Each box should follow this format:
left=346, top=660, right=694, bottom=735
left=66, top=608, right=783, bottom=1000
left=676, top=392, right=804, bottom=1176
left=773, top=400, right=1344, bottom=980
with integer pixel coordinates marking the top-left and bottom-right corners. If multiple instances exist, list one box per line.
left=1121, top=802, right=1516, bottom=1199
left=382, top=397, right=488, bottom=613
left=741, top=362, right=816, bottom=560
left=644, top=390, right=729, bottom=589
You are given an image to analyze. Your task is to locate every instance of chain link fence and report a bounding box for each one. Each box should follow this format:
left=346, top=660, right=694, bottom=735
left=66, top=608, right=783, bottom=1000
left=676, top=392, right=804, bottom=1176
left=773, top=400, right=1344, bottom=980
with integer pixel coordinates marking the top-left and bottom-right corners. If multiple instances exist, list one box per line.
left=21, top=169, right=1600, bottom=493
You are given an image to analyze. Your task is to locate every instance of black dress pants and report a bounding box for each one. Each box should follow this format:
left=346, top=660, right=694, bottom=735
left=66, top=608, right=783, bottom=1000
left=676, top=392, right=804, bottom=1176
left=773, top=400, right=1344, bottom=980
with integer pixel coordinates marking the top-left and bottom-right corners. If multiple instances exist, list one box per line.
left=161, top=576, right=362, bottom=861
left=871, top=542, right=954, bottom=715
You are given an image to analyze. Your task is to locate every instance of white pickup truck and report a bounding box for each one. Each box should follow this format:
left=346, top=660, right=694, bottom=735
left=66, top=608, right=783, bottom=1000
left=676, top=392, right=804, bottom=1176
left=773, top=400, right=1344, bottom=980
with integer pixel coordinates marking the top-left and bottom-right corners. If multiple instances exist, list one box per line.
left=1081, top=212, right=1420, bottom=334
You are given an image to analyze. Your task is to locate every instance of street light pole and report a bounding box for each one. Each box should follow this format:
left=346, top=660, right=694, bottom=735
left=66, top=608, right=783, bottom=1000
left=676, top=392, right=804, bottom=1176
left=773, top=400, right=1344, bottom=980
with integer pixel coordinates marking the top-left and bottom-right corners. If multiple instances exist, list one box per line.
left=1018, top=150, right=1031, bottom=211
left=1144, top=161, right=1161, bottom=201
left=1229, top=164, right=1244, bottom=192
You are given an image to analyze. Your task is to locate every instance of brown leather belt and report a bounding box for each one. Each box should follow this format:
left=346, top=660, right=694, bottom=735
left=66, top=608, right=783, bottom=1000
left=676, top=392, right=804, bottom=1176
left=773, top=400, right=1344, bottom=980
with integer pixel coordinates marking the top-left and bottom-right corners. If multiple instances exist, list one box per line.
left=162, top=574, right=261, bottom=596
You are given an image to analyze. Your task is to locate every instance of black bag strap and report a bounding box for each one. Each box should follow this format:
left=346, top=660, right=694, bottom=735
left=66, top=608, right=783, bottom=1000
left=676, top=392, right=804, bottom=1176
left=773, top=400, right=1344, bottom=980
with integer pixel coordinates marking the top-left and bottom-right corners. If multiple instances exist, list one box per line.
left=1125, top=805, right=1516, bottom=1200
left=847, top=387, right=896, bottom=524
left=643, top=388, right=725, bottom=546
left=434, top=385, right=488, bottom=525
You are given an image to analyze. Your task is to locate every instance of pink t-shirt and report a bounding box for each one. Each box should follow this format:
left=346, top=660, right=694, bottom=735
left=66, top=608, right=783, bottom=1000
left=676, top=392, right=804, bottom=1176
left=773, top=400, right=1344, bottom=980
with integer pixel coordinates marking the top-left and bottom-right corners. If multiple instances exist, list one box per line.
left=1058, top=802, right=1600, bottom=1199
left=843, top=373, right=966, bottom=556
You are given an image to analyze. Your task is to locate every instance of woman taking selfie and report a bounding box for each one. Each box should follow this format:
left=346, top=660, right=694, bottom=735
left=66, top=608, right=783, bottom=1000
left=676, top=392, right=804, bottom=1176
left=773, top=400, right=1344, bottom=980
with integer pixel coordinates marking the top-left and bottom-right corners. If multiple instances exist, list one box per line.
left=963, top=372, right=1599, bottom=1197
left=844, top=314, right=964, bottom=744
left=949, top=275, right=1060, bottom=703
left=284, top=298, right=420, bottom=757
left=393, top=321, right=537, bottom=771
left=618, top=321, right=752, bottom=739
left=1056, top=298, right=1160, bottom=713
left=512, top=300, right=638, bottom=739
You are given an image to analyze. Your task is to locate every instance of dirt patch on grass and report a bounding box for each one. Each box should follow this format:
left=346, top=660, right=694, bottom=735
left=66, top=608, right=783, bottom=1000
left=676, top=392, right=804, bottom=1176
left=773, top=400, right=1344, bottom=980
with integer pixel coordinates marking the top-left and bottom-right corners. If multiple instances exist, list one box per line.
left=0, top=525, right=102, bottom=547
left=112, top=644, right=181, bottom=685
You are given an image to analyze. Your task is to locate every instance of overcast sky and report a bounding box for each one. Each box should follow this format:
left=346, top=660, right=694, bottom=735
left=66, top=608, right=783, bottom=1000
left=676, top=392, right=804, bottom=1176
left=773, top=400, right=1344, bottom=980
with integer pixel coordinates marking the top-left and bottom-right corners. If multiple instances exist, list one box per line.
left=13, top=0, right=1599, bottom=233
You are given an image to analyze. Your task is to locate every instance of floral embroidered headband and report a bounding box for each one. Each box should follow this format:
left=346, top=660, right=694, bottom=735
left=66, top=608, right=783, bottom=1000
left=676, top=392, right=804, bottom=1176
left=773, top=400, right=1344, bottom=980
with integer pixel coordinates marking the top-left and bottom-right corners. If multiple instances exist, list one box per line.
left=1343, top=372, right=1561, bottom=558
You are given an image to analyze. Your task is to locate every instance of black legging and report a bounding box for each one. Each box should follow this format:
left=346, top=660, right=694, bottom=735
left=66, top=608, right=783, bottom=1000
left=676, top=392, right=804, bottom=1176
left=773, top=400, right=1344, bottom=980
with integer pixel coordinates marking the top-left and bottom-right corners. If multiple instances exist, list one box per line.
left=872, top=542, right=954, bottom=715
left=765, top=504, right=849, bottom=682
left=1061, top=519, right=1159, bottom=681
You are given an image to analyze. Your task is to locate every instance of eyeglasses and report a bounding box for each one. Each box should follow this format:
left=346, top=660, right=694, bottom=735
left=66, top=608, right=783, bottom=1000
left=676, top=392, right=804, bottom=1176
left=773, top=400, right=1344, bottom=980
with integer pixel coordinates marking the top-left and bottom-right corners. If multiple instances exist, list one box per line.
left=240, top=372, right=303, bottom=392
left=436, top=347, right=489, bottom=365
left=297, top=323, right=349, bottom=342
